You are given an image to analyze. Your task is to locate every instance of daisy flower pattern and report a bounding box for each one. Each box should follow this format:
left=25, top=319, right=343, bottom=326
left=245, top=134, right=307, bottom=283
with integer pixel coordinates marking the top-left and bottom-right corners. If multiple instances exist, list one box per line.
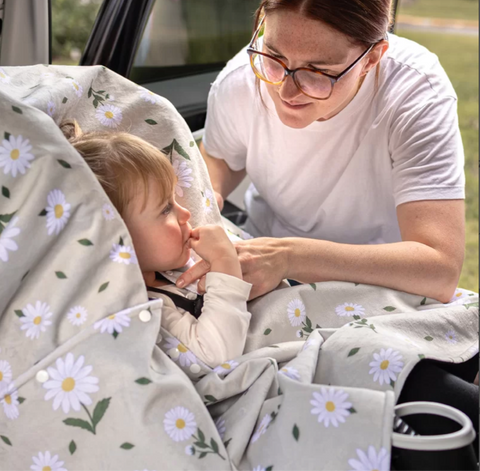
left=185, top=445, right=195, bottom=455
left=173, top=159, right=193, bottom=197
left=203, top=188, right=215, bottom=213
left=70, top=79, right=83, bottom=97
left=335, top=302, right=365, bottom=317
left=1, top=383, right=19, bottom=420
left=0, top=68, right=11, bottom=83
left=215, top=417, right=226, bottom=440
left=279, top=366, right=300, bottom=381
left=450, top=289, right=467, bottom=302
left=43, top=352, right=99, bottom=414
left=369, top=348, right=403, bottom=386
left=46, top=100, right=56, bottom=117
left=164, top=406, right=197, bottom=442
left=102, top=203, right=115, bottom=220
left=164, top=337, right=199, bottom=368
left=310, top=387, right=352, bottom=428
left=19, top=301, right=53, bottom=340
left=252, top=467, right=267, bottom=471
left=0, top=216, right=20, bottom=262
left=0, top=134, right=35, bottom=177
left=109, top=243, right=138, bottom=265
left=45, top=189, right=71, bottom=235
left=67, top=305, right=88, bottom=326
left=95, top=103, right=122, bottom=128
left=0, top=360, right=12, bottom=390
left=213, top=360, right=239, bottom=376
left=445, top=329, right=457, bottom=344
left=251, top=413, right=272, bottom=443
left=30, top=451, right=67, bottom=471
left=139, top=87, right=160, bottom=104
left=348, top=446, right=390, bottom=471
left=287, top=299, right=306, bottom=327
left=94, top=311, right=130, bottom=335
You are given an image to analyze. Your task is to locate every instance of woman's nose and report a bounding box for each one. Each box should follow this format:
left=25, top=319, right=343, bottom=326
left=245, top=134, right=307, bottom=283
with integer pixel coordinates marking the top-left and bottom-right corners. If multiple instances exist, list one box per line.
left=278, top=75, right=302, bottom=101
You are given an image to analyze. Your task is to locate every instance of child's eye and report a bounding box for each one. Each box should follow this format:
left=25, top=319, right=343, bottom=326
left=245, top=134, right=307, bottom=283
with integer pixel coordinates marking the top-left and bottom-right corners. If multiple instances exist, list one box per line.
left=161, top=203, right=173, bottom=216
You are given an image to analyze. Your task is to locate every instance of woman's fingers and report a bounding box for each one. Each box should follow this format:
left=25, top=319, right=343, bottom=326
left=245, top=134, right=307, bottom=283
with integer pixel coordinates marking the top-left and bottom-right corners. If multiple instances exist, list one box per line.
left=176, top=259, right=211, bottom=288
left=197, top=275, right=207, bottom=294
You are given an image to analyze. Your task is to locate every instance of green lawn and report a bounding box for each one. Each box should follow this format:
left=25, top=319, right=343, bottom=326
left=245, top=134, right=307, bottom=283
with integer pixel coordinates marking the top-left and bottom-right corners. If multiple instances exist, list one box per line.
left=396, top=29, right=478, bottom=291
left=398, top=0, right=479, bottom=21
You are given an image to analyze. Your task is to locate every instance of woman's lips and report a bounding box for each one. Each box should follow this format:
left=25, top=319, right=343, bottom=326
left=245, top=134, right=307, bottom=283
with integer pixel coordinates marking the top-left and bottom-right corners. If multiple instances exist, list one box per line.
left=280, top=99, right=311, bottom=110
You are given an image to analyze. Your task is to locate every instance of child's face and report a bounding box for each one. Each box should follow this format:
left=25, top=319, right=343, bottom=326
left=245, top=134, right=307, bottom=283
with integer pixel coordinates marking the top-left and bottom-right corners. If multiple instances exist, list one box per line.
left=123, top=178, right=192, bottom=273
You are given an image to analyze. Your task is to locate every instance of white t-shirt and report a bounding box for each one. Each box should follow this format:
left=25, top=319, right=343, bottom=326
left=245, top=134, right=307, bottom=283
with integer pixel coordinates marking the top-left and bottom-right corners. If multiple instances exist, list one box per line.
left=203, top=34, right=465, bottom=244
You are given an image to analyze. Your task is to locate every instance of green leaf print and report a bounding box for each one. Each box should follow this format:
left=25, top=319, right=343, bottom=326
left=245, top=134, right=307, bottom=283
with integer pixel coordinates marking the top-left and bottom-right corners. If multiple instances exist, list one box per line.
left=204, top=395, right=218, bottom=404
left=192, top=428, right=226, bottom=460
left=210, top=438, right=219, bottom=453
left=0, top=212, right=16, bottom=223
left=92, top=398, right=111, bottom=428
left=69, top=440, right=76, bottom=455
left=292, top=424, right=300, bottom=441
left=11, top=106, right=22, bottom=114
left=55, top=271, right=67, bottom=279
left=62, top=97, right=68, bottom=104
left=194, top=441, right=209, bottom=449
left=309, top=283, right=317, bottom=291
left=266, top=466, right=274, bottom=471
left=263, top=328, right=272, bottom=335
left=199, top=452, right=207, bottom=459
left=424, top=336, right=434, bottom=341
left=120, top=442, right=135, bottom=450
left=390, top=379, right=395, bottom=388
left=63, top=418, right=94, bottom=433
left=173, top=140, right=191, bottom=160
left=17, top=397, right=26, bottom=404
left=418, top=354, right=426, bottom=359
left=78, top=239, right=93, bottom=246
left=38, top=209, right=47, bottom=216
left=420, top=297, right=427, bottom=305
left=112, top=331, right=119, bottom=339
left=21, top=271, right=29, bottom=281
left=198, top=428, right=206, bottom=443
left=1, top=435, right=12, bottom=446
left=223, top=438, right=232, bottom=448
left=135, top=377, right=152, bottom=385
left=119, top=236, right=124, bottom=246
left=348, top=407, right=357, bottom=414
left=88, top=88, right=92, bottom=98
left=2, top=186, right=10, bottom=198
left=189, top=141, right=195, bottom=147
left=347, top=347, right=360, bottom=357
left=383, top=306, right=396, bottom=312
left=145, top=119, right=157, bottom=125
left=14, top=310, right=24, bottom=318
left=4, top=132, right=11, bottom=140
left=98, top=281, right=109, bottom=293
left=57, top=159, right=72, bottom=169
left=465, top=302, right=479, bottom=309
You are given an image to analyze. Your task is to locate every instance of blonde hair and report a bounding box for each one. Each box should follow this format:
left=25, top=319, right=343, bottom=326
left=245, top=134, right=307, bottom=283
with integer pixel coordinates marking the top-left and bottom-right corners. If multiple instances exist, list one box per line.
left=60, top=120, right=176, bottom=214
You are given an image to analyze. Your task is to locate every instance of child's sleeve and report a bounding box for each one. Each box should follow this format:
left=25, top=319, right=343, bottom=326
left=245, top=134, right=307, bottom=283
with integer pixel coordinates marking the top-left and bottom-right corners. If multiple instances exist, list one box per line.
left=161, top=272, right=252, bottom=368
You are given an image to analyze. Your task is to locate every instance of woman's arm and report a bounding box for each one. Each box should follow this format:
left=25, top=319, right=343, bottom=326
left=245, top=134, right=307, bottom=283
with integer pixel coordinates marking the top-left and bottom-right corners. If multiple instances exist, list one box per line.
left=236, top=199, right=464, bottom=302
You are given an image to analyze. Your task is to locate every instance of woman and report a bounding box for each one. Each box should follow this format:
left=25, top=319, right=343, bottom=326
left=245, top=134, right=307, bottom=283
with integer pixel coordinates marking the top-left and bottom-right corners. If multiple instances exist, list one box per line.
left=176, top=0, right=465, bottom=303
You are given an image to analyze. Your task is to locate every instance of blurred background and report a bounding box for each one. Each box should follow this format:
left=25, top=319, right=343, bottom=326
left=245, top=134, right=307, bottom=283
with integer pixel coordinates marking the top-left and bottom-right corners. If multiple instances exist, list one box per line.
left=51, top=0, right=478, bottom=292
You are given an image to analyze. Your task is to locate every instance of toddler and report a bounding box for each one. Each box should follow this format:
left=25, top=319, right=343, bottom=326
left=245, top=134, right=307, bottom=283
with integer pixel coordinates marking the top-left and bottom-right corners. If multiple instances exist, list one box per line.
left=60, top=120, right=252, bottom=367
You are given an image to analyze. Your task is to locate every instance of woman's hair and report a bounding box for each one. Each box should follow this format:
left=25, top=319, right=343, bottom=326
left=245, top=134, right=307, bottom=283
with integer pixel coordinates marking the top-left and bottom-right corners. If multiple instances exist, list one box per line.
left=60, top=120, right=175, bottom=214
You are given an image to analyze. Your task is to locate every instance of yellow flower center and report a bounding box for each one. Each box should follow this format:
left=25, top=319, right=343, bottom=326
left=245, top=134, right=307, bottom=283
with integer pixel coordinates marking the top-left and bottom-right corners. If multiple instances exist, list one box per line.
left=54, top=204, right=64, bottom=219
left=345, top=306, right=354, bottom=311
left=108, top=314, right=116, bottom=320
left=76, top=312, right=81, bottom=318
left=456, top=292, right=462, bottom=297
left=0, top=72, right=5, bottom=78
left=221, top=363, right=231, bottom=370
left=294, top=308, right=301, bottom=317
left=4, top=394, right=12, bottom=405
left=33, top=316, right=42, bottom=325
left=10, top=149, right=20, bottom=160
left=43, top=467, right=52, bottom=471
left=119, top=252, right=131, bottom=259
left=325, top=401, right=336, bottom=412
left=62, top=377, right=75, bottom=392
left=177, top=344, right=188, bottom=353
left=105, top=111, right=114, bottom=119
left=176, top=418, right=186, bottom=429
left=205, top=198, right=211, bottom=207
left=380, top=360, right=390, bottom=370
left=0, top=372, right=3, bottom=381
left=73, top=83, right=79, bottom=90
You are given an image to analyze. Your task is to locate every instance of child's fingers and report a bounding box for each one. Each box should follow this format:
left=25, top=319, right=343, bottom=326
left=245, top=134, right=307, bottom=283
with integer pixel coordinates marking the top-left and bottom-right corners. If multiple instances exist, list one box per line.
left=190, top=226, right=201, bottom=240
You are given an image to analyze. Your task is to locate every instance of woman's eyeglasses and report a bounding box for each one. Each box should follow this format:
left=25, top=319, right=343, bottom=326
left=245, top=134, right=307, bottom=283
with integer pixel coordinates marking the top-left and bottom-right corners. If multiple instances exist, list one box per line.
left=247, top=17, right=381, bottom=100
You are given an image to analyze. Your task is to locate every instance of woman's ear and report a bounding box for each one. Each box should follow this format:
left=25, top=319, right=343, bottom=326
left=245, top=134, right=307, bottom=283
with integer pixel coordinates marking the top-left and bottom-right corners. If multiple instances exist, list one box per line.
left=362, top=40, right=389, bottom=76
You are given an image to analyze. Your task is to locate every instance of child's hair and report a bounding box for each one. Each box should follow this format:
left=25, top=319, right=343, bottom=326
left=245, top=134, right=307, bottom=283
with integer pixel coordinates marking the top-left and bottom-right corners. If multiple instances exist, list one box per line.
left=60, top=120, right=176, bottom=214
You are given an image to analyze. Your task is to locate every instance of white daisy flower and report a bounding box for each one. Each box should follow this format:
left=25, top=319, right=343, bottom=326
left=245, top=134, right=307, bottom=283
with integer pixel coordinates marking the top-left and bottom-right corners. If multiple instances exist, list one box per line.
left=173, top=159, right=193, bottom=197
left=450, top=289, right=467, bottom=302
left=139, top=87, right=160, bottom=104
left=109, top=243, right=138, bottom=265
left=43, top=352, right=99, bottom=414
left=203, top=188, right=215, bottom=213
left=70, top=79, right=83, bottom=97
left=30, top=451, right=67, bottom=471
left=296, top=329, right=303, bottom=338
left=348, top=446, right=390, bottom=471
left=95, top=103, right=122, bottom=128
left=279, top=366, right=300, bottom=381
left=213, top=360, right=239, bottom=376
left=215, top=417, right=226, bottom=440
left=67, top=306, right=88, bottom=326
left=164, top=337, right=199, bottom=368
left=163, top=406, right=197, bottom=442
left=369, top=348, right=403, bottom=386
left=0, top=383, right=19, bottom=420
left=335, top=302, right=365, bottom=317
left=0, top=216, right=20, bottom=262
left=0, top=68, right=11, bottom=83
left=287, top=298, right=306, bottom=327
left=445, top=329, right=457, bottom=344
left=19, top=301, right=53, bottom=340
left=310, top=387, right=352, bottom=428
left=102, top=203, right=115, bottom=220
left=45, top=189, right=71, bottom=236
left=0, top=360, right=12, bottom=390
left=93, top=312, right=130, bottom=335
left=46, top=100, right=56, bottom=117
left=185, top=445, right=195, bottom=455
left=0, top=134, right=35, bottom=177
left=251, top=413, right=272, bottom=443
left=252, top=467, right=267, bottom=471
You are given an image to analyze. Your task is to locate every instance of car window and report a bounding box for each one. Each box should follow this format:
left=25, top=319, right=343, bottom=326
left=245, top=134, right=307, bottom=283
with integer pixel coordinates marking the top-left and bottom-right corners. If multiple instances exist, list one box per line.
left=130, top=0, right=259, bottom=84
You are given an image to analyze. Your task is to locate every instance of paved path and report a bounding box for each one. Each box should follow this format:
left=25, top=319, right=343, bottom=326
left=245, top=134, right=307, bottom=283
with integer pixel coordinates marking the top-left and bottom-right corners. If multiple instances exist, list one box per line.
left=395, top=14, right=478, bottom=36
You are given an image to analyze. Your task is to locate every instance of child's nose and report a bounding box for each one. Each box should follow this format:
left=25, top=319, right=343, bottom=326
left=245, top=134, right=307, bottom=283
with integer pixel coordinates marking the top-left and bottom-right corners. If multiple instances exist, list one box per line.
left=177, top=204, right=191, bottom=224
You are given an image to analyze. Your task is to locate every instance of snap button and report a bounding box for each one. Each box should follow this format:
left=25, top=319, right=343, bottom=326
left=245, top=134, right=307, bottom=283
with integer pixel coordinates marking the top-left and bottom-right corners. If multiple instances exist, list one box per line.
left=169, top=348, right=180, bottom=359
left=190, top=364, right=201, bottom=374
left=166, top=271, right=173, bottom=276
left=186, top=293, right=196, bottom=300
left=36, top=370, right=49, bottom=383
left=138, top=310, right=151, bottom=322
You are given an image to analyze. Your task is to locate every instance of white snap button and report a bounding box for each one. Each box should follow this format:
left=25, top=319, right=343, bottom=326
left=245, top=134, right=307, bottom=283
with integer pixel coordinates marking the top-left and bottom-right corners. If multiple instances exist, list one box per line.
left=139, top=310, right=151, bottom=322
left=190, top=364, right=201, bottom=374
left=169, top=348, right=180, bottom=359
left=186, top=293, right=196, bottom=300
left=36, top=370, right=49, bottom=383
left=166, top=271, right=173, bottom=276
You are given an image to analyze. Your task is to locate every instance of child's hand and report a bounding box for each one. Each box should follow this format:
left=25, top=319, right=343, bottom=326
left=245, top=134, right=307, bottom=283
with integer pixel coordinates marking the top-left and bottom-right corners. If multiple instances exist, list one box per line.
left=188, top=225, right=242, bottom=279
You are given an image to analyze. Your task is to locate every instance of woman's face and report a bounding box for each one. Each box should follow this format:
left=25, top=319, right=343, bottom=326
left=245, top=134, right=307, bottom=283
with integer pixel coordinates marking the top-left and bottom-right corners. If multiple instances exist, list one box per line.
left=262, top=10, right=380, bottom=128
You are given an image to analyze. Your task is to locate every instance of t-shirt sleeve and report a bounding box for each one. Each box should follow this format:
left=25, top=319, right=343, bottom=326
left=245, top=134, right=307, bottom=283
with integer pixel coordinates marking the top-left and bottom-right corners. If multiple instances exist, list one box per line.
left=389, top=92, right=465, bottom=207
left=202, top=68, right=249, bottom=171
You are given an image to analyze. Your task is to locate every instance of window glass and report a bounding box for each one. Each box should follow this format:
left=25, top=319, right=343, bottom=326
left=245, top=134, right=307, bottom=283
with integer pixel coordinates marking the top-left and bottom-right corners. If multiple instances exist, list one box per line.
left=131, top=0, right=259, bottom=82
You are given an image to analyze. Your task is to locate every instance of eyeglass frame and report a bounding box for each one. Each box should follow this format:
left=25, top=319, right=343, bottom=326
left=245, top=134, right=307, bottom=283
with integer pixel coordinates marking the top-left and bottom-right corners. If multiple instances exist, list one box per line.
left=247, top=16, right=383, bottom=100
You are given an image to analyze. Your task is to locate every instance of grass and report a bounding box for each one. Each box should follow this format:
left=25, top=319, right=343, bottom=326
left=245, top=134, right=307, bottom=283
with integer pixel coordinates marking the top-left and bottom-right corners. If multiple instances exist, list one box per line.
left=398, top=0, right=479, bottom=21
left=396, top=29, right=478, bottom=291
